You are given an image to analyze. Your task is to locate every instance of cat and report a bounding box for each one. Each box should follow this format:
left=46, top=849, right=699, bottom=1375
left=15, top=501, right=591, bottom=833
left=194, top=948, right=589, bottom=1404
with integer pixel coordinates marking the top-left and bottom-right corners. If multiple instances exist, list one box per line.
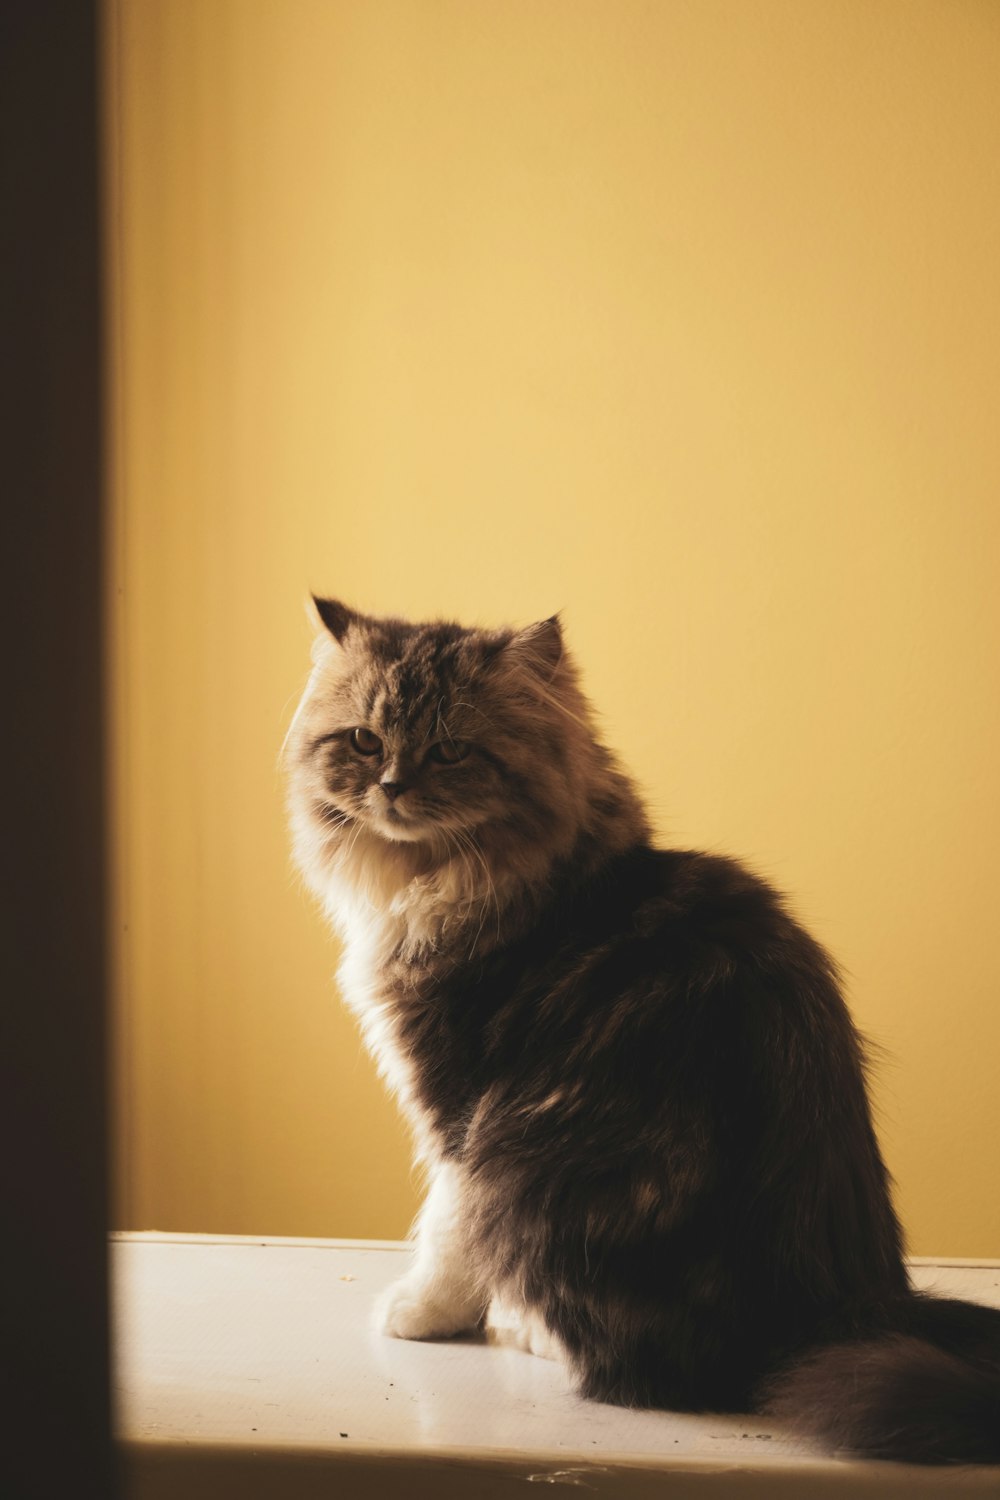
left=285, top=599, right=1000, bottom=1465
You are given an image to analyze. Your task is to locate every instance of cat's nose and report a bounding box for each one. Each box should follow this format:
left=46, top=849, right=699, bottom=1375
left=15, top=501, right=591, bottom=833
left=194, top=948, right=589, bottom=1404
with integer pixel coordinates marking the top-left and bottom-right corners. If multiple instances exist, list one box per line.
left=380, top=780, right=408, bottom=802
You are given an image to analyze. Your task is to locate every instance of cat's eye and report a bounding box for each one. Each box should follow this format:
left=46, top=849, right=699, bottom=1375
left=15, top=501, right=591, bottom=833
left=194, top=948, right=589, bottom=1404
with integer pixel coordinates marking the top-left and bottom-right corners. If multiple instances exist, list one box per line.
left=427, top=738, right=470, bottom=765
left=350, top=727, right=382, bottom=756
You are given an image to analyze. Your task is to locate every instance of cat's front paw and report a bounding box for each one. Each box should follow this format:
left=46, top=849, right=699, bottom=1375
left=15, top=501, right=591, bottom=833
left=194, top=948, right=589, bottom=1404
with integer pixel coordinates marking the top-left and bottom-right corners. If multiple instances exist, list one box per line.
left=487, top=1298, right=565, bottom=1361
left=375, top=1276, right=478, bottom=1341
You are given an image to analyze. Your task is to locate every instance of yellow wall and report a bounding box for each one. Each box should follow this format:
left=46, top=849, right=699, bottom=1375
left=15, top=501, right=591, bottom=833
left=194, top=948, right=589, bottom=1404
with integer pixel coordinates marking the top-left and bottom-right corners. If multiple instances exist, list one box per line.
left=107, top=0, right=1000, bottom=1255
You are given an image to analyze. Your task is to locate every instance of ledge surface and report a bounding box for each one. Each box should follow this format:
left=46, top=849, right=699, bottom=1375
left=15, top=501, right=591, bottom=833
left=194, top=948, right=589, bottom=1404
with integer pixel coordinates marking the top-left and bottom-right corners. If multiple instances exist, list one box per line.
left=113, top=1233, right=1000, bottom=1498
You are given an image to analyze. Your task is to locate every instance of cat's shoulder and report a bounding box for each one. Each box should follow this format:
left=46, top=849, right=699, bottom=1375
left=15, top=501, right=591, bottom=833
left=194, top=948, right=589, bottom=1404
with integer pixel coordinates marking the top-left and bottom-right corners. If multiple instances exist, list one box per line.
left=626, top=844, right=787, bottom=918
left=618, top=845, right=816, bottom=967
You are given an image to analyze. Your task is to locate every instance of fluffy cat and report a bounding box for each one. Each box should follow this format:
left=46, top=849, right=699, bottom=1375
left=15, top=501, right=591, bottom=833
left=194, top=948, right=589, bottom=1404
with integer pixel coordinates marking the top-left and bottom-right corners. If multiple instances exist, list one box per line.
left=285, top=600, right=1000, bottom=1465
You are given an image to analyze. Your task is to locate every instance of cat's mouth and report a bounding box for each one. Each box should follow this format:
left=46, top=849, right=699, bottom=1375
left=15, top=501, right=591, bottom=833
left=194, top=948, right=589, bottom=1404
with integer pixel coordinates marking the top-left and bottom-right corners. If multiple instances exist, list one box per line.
left=372, top=801, right=429, bottom=843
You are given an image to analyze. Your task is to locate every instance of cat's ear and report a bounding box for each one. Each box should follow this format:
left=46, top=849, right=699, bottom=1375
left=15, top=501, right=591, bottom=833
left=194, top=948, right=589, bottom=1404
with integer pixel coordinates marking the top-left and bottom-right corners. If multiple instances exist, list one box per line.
left=311, top=595, right=357, bottom=644
left=506, top=614, right=564, bottom=675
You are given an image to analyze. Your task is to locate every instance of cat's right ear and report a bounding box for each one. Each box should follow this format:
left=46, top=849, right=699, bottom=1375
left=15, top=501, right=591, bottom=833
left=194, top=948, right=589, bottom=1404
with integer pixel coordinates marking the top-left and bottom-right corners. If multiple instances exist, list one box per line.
left=500, top=615, right=564, bottom=678
left=311, top=595, right=357, bottom=644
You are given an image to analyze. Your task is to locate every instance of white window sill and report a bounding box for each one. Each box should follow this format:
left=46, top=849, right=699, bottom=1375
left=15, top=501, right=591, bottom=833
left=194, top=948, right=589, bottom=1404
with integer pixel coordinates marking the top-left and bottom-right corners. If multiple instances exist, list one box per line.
left=113, top=1233, right=1000, bottom=1498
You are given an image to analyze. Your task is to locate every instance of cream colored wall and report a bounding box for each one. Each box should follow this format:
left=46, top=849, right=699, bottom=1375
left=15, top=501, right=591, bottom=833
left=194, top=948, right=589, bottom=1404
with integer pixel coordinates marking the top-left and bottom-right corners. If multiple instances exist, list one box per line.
left=107, top=0, right=1000, bottom=1254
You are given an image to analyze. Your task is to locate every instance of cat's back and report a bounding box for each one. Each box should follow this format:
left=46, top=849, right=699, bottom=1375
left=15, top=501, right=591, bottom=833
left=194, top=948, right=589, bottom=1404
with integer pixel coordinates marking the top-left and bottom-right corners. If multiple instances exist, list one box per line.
left=452, top=843, right=846, bottom=1138
left=532, top=842, right=836, bottom=1019
left=467, top=843, right=906, bottom=1321
left=565, top=843, right=854, bottom=1114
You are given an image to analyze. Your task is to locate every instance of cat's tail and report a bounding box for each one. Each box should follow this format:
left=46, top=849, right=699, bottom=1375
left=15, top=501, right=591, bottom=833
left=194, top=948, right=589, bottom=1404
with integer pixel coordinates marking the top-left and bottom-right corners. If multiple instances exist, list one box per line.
left=759, top=1294, right=1000, bottom=1465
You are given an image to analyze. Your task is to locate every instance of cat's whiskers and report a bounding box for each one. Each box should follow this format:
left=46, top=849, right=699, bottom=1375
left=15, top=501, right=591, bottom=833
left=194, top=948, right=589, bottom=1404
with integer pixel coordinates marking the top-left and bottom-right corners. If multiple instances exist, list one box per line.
left=276, top=665, right=321, bottom=768
left=435, top=825, right=486, bottom=953
left=449, top=699, right=498, bottom=731
left=525, top=680, right=591, bottom=733
left=463, top=825, right=502, bottom=950
left=449, top=825, right=497, bottom=956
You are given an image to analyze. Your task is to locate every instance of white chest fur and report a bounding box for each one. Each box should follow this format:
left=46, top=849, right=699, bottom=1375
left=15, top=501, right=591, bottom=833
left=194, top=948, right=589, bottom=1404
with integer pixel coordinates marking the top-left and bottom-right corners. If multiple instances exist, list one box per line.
left=327, top=889, right=438, bottom=1163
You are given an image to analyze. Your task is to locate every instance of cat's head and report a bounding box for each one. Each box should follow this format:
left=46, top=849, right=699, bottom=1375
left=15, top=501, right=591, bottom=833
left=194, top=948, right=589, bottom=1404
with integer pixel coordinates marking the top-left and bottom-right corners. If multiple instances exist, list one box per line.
left=285, top=601, right=648, bottom=922
left=286, top=600, right=586, bottom=856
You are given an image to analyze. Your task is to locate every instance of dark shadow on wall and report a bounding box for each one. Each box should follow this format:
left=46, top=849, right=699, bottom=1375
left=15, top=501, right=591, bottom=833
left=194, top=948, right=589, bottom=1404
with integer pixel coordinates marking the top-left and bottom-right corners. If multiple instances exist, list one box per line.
left=1, top=3, right=117, bottom=1496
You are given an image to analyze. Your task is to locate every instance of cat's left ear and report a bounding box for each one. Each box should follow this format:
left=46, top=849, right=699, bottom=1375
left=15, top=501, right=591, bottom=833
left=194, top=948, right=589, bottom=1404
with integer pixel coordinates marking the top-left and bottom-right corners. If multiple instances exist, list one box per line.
left=311, top=595, right=358, bottom=644
left=506, top=614, right=564, bottom=675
